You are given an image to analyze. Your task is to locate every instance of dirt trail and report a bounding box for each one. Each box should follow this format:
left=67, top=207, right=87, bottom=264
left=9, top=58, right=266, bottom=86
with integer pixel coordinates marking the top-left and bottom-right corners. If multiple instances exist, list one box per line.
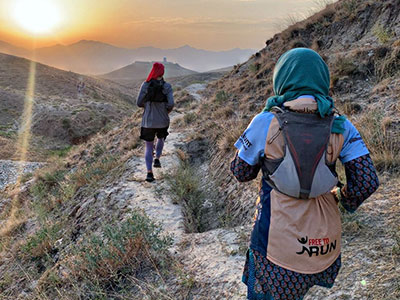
left=127, top=111, right=186, bottom=235
left=184, top=83, right=206, bottom=101
left=104, top=83, right=247, bottom=299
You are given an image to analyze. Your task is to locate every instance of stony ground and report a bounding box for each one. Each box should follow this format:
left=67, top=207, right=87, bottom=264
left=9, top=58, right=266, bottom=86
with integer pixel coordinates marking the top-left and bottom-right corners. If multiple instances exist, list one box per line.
left=0, top=160, right=44, bottom=190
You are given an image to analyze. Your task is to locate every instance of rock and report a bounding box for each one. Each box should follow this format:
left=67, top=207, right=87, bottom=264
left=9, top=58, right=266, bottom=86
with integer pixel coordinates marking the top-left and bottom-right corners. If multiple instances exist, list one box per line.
left=0, top=160, right=44, bottom=190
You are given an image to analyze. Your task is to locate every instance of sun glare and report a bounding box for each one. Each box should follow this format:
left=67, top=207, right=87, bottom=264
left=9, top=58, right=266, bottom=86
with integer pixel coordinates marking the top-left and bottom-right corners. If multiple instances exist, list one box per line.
left=12, top=0, right=62, bottom=34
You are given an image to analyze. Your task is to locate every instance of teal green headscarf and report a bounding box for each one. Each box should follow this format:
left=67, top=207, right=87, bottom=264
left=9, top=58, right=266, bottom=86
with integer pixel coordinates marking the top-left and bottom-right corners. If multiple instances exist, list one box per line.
left=263, top=48, right=345, bottom=134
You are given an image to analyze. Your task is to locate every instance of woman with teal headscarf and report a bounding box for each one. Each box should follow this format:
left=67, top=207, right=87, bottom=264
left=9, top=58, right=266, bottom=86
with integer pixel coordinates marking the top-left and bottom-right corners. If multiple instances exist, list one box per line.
left=264, top=47, right=346, bottom=133
left=231, top=48, right=379, bottom=299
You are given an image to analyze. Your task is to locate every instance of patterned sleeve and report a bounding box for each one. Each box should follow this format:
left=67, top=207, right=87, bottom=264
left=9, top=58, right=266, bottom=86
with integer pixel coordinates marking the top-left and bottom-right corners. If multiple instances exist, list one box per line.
left=230, top=151, right=261, bottom=182
left=340, top=154, right=379, bottom=213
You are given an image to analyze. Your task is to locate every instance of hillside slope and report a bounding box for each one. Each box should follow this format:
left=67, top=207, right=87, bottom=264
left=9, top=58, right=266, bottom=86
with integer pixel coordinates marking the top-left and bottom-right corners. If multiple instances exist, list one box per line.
left=0, top=53, right=135, bottom=160
left=0, top=41, right=27, bottom=57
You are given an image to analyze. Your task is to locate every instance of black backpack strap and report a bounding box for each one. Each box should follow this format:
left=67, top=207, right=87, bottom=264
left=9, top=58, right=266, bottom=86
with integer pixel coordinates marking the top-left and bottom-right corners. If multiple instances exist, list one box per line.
left=145, top=79, right=168, bottom=103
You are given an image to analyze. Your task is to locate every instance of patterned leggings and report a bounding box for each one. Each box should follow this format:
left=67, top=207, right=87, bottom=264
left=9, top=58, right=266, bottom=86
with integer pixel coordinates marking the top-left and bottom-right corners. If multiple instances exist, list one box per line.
left=243, top=249, right=341, bottom=300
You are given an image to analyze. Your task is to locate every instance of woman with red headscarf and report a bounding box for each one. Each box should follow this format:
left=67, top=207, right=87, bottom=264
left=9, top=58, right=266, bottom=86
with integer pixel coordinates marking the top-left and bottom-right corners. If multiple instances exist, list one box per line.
left=137, top=62, right=174, bottom=182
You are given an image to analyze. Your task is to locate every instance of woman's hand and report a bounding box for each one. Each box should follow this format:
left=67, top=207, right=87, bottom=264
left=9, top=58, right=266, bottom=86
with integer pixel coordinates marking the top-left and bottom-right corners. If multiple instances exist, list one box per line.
left=330, top=187, right=341, bottom=203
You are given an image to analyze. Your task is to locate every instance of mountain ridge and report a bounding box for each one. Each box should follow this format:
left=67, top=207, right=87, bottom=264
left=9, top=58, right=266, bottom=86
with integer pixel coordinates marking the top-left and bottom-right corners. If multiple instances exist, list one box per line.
left=100, top=61, right=198, bottom=86
left=0, top=39, right=255, bottom=74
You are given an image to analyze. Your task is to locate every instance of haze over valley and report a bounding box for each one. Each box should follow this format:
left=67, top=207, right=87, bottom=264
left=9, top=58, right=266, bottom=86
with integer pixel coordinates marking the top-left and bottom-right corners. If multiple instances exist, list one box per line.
left=0, top=39, right=255, bottom=74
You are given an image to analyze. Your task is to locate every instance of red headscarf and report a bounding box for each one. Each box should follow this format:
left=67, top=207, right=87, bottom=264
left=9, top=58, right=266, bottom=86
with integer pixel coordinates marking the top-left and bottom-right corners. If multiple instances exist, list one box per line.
left=146, top=62, right=165, bottom=82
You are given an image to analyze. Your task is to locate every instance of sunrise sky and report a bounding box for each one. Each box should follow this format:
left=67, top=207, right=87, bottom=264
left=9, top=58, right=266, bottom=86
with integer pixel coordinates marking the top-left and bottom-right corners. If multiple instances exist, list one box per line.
left=0, top=0, right=327, bottom=51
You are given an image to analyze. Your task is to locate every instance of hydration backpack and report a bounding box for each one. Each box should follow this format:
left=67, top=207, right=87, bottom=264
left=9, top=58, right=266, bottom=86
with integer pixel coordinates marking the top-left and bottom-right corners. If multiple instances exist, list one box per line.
left=261, top=108, right=338, bottom=199
left=145, top=79, right=168, bottom=103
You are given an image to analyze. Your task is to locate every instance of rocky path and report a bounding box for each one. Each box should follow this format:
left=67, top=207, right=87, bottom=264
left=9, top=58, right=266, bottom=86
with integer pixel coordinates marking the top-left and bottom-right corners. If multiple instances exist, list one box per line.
left=184, top=83, right=207, bottom=101
left=103, top=83, right=247, bottom=299
left=124, top=110, right=187, bottom=244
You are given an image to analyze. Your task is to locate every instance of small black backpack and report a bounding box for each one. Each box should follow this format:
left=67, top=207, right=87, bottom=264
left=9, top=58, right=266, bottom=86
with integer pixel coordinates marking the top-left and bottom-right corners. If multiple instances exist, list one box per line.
left=145, top=79, right=168, bottom=103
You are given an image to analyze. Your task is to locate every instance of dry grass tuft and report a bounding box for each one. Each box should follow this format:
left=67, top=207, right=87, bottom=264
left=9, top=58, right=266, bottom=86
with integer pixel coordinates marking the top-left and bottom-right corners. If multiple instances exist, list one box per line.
left=217, top=119, right=248, bottom=154
left=351, top=109, right=400, bottom=173
left=173, top=90, right=196, bottom=111
left=0, top=137, right=16, bottom=160
left=34, top=211, right=173, bottom=299
left=176, top=148, right=187, bottom=161
left=165, top=158, right=207, bottom=233
left=376, top=47, right=400, bottom=81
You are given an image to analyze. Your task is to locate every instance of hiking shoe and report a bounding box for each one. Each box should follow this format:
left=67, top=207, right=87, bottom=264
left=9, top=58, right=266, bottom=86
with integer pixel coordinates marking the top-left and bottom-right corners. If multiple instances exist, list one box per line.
left=145, top=172, right=155, bottom=182
left=153, top=158, right=161, bottom=168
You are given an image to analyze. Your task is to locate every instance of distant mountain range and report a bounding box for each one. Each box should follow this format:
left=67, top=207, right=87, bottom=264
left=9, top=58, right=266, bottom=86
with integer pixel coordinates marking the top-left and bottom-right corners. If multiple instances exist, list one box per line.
left=100, top=61, right=198, bottom=86
left=0, top=40, right=27, bottom=57
left=0, top=39, right=255, bottom=74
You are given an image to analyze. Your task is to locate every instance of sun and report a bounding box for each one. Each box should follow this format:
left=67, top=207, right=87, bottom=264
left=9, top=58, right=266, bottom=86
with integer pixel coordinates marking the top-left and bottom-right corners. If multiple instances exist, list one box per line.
left=12, top=0, right=62, bottom=35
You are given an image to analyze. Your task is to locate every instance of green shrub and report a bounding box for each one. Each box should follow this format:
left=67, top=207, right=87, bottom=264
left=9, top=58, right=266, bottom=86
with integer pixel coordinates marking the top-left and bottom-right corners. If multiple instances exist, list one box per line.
left=34, top=211, right=173, bottom=299
left=31, top=169, right=67, bottom=201
left=248, top=63, right=259, bottom=74
left=0, top=130, right=15, bottom=138
left=72, top=155, right=119, bottom=188
left=21, top=222, right=62, bottom=259
left=70, top=211, right=172, bottom=291
left=373, top=24, right=394, bottom=45
left=215, top=91, right=230, bottom=104
left=341, top=0, right=358, bottom=17
left=49, top=146, right=72, bottom=158
left=92, top=143, right=106, bottom=158
left=183, top=112, right=197, bottom=125
left=31, top=153, right=120, bottom=221
left=30, top=168, right=78, bottom=225
left=20, top=172, right=33, bottom=184
left=61, top=118, right=71, bottom=129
